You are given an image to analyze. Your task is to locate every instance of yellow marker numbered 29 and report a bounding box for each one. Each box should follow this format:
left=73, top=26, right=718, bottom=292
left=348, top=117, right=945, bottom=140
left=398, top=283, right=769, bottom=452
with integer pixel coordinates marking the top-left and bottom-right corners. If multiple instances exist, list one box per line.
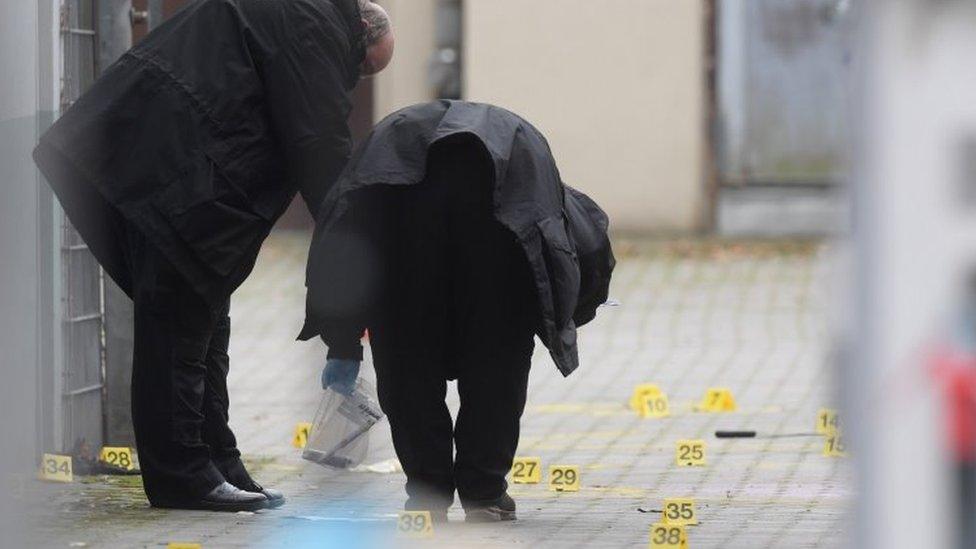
left=640, top=393, right=670, bottom=418
left=675, top=440, right=706, bottom=467
left=817, top=408, right=840, bottom=436
left=511, top=457, right=542, bottom=484
left=823, top=435, right=847, bottom=457
left=548, top=465, right=580, bottom=492
left=292, top=422, right=312, bottom=448
left=39, top=454, right=73, bottom=483
left=397, top=511, right=433, bottom=538
left=99, top=446, right=135, bottom=470
left=649, top=523, right=687, bottom=548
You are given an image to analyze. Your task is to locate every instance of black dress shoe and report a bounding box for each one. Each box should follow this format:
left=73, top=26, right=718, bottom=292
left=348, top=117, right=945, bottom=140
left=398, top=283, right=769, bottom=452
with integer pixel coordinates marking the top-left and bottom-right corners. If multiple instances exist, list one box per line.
left=463, top=493, right=516, bottom=523
left=249, top=482, right=285, bottom=509
left=154, top=482, right=268, bottom=512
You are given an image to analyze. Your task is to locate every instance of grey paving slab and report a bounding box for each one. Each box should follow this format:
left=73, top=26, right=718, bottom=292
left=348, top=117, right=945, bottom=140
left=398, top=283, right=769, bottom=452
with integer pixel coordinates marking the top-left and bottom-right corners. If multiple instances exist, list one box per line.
left=24, top=234, right=850, bottom=548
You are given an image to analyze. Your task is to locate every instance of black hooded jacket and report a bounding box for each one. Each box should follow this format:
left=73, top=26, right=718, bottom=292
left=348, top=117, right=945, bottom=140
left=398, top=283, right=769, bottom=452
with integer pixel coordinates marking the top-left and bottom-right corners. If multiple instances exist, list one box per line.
left=33, top=0, right=365, bottom=304
left=300, top=101, right=615, bottom=376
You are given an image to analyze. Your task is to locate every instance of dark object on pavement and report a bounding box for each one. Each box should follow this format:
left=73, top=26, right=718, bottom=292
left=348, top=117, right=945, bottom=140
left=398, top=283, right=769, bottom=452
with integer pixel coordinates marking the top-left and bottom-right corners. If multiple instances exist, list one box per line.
left=152, top=481, right=268, bottom=513
left=464, top=493, right=518, bottom=523
left=714, top=430, right=822, bottom=439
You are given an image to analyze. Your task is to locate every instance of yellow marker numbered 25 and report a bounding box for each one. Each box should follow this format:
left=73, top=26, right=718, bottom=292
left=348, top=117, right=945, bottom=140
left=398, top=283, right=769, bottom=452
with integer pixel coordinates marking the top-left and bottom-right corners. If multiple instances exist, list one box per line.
left=662, top=498, right=697, bottom=526
left=511, top=457, right=542, bottom=484
left=548, top=465, right=580, bottom=492
left=675, top=440, right=706, bottom=467
left=649, top=523, right=687, bottom=548
left=397, top=511, right=433, bottom=538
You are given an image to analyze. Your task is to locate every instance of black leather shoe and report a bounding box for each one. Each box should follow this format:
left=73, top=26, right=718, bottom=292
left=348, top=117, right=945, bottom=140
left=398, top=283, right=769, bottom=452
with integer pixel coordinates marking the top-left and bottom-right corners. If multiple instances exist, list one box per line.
left=156, top=482, right=268, bottom=512
left=250, top=482, right=285, bottom=509
left=463, top=493, right=516, bottom=523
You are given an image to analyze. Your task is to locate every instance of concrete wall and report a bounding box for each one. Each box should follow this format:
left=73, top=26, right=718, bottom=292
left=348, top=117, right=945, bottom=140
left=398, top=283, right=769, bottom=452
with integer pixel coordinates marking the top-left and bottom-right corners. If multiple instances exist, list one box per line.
left=372, top=0, right=438, bottom=120
left=463, top=0, right=707, bottom=233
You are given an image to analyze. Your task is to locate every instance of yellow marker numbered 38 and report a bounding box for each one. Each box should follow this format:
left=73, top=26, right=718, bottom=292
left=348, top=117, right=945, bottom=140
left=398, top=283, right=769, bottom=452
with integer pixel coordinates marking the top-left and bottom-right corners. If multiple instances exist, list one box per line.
left=649, top=523, right=687, bottom=548
left=548, top=465, right=580, bottom=492
left=38, top=454, right=73, bottom=483
left=99, top=446, right=135, bottom=470
left=662, top=498, right=697, bottom=526
left=817, top=408, right=841, bottom=436
left=511, top=457, right=542, bottom=484
left=675, top=440, right=706, bottom=467
left=397, top=511, right=433, bottom=538
left=640, top=393, right=670, bottom=418
left=292, top=422, right=312, bottom=448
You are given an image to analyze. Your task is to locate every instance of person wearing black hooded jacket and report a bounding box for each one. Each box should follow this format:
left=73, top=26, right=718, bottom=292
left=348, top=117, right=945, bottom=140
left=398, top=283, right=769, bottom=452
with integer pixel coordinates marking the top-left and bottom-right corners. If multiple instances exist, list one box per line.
left=302, top=101, right=615, bottom=521
left=32, top=0, right=394, bottom=512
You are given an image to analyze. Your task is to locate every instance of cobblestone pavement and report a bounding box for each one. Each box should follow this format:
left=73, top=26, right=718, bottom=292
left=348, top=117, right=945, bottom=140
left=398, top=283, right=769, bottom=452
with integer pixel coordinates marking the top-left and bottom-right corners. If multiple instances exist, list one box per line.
left=29, top=232, right=851, bottom=548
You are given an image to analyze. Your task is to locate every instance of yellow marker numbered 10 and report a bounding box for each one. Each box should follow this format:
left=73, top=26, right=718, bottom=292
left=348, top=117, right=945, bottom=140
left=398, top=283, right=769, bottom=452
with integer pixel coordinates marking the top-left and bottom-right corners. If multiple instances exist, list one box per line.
left=824, top=435, right=847, bottom=457
left=99, top=446, right=135, bottom=470
left=640, top=393, right=670, bottom=418
left=649, top=523, right=687, bottom=548
left=698, top=388, right=737, bottom=412
left=630, top=383, right=662, bottom=412
left=292, top=422, right=312, bottom=448
left=675, top=440, right=706, bottom=467
left=38, top=454, right=73, bottom=483
left=817, top=408, right=841, bottom=436
left=397, top=511, right=433, bottom=538
left=511, top=457, right=542, bottom=484
left=662, top=498, right=697, bottom=526
left=548, top=465, right=580, bottom=492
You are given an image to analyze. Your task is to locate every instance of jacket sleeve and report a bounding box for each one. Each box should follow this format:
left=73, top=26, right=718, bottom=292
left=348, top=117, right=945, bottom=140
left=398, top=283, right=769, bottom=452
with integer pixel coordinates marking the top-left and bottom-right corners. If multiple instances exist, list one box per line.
left=262, top=26, right=354, bottom=219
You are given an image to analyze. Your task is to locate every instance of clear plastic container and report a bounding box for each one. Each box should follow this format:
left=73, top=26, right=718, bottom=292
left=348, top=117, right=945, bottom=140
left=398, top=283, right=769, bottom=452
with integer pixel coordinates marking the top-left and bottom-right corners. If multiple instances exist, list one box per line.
left=302, top=378, right=385, bottom=470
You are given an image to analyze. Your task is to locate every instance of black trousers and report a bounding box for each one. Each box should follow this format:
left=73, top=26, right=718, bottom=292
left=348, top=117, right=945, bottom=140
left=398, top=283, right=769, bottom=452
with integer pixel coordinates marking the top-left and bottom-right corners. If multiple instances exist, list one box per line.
left=121, top=224, right=255, bottom=505
left=369, top=144, right=537, bottom=510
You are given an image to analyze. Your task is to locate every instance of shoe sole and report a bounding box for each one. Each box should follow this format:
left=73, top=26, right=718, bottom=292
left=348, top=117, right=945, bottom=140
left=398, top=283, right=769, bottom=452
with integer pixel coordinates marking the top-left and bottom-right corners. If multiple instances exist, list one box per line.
left=264, top=496, right=286, bottom=509
left=464, top=507, right=517, bottom=523
left=154, top=499, right=270, bottom=513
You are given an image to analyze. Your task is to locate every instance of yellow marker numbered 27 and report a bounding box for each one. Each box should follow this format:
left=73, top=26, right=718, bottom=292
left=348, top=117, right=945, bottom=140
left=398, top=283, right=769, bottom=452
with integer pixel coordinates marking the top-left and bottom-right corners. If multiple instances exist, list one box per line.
left=99, top=446, right=135, bottom=470
left=649, top=523, right=687, bottom=548
left=511, top=457, right=542, bottom=484
left=662, top=498, right=697, bottom=526
left=397, top=511, right=433, bottom=538
left=292, top=422, right=312, bottom=448
left=548, top=465, right=580, bottom=492
left=38, top=454, right=73, bottom=483
left=675, top=440, right=706, bottom=467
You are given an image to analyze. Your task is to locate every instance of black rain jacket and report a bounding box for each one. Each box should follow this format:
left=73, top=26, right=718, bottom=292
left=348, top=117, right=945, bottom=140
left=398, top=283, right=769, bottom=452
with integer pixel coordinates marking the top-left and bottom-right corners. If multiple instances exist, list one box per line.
left=33, top=0, right=365, bottom=304
left=299, top=101, right=615, bottom=376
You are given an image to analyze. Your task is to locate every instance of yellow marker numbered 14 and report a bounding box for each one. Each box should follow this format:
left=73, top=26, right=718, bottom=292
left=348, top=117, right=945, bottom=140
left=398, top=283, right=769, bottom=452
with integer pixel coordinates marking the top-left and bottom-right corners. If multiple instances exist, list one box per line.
left=649, top=523, right=687, bottom=548
left=817, top=408, right=840, bottom=436
left=548, top=465, right=580, bottom=492
left=292, top=422, right=312, bottom=448
left=397, top=511, right=433, bottom=538
left=630, top=383, right=662, bottom=411
left=38, top=454, right=73, bottom=483
left=675, top=440, right=706, bottom=467
left=99, top=446, right=135, bottom=470
left=511, top=457, right=542, bottom=484
left=662, top=498, right=697, bottom=526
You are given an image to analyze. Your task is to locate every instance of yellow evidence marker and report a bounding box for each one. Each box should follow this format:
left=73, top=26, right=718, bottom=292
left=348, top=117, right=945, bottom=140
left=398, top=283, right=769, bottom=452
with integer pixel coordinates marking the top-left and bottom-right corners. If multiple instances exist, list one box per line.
left=99, top=446, right=135, bottom=470
left=629, top=383, right=662, bottom=412
left=510, top=457, right=542, bottom=484
left=816, top=408, right=841, bottom=436
left=697, top=388, right=737, bottom=412
left=640, top=393, right=670, bottom=419
left=675, top=440, right=706, bottom=467
left=662, top=498, right=698, bottom=526
left=823, top=435, right=847, bottom=457
left=38, top=454, right=73, bottom=483
left=167, top=544, right=202, bottom=549
left=649, top=523, right=688, bottom=548
left=292, top=422, right=312, bottom=448
left=396, top=511, right=434, bottom=538
left=548, top=465, right=581, bottom=492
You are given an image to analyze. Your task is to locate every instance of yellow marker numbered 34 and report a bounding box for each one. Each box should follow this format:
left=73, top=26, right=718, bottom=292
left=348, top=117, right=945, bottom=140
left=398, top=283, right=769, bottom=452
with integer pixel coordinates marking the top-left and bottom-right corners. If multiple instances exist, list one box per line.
left=675, top=440, right=706, bottom=467
left=99, top=446, right=135, bottom=470
left=397, top=511, right=433, bottom=538
left=662, top=498, right=697, bottom=526
left=38, top=454, right=73, bottom=483
left=649, top=523, right=687, bottom=548
left=292, top=422, right=312, bottom=448
left=511, top=457, right=542, bottom=484
left=548, top=465, right=580, bottom=492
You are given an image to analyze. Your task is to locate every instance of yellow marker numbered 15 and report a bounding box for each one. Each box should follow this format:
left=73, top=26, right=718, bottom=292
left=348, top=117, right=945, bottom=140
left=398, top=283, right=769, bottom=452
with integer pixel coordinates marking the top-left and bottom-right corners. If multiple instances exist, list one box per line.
left=38, top=454, right=73, bottom=483
left=630, top=383, right=662, bottom=412
left=548, top=465, right=580, bottom=492
left=292, top=422, right=312, bottom=448
left=511, top=457, right=542, bottom=484
left=396, top=511, right=433, bottom=538
left=823, top=435, right=847, bottom=457
left=99, top=446, right=135, bottom=470
left=675, top=440, right=706, bottom=467
left=649, top=523, right=687, bottom=548
left=817, top=408, right=841, bottom=436
left=662, top=498, right=697, bottom=526
left=640, top=393, right=670, bottom=418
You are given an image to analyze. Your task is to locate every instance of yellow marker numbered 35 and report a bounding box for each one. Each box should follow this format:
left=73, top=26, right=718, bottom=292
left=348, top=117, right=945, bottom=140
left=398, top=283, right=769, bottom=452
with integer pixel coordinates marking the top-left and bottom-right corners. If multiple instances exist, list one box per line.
left=675, top=440, right=706, bottom=467
left=99, top=446, right=135, bottom=470
left=397, top=511, right=433, bottom=538
left=511, top=457, right=542, bottom=484
left=38, top=454, right=73, bottom=483
left=649, top=523, right=687, bottom=548
left=292, top=422, right=312, bottom=448
left=548, top=465, right=580, bottom=492
left=662, top=498, right=697, bottom=526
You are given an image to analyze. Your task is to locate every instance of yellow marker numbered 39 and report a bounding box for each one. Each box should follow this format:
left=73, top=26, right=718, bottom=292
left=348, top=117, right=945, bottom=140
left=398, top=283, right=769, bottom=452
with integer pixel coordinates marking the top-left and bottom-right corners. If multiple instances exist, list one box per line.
left=824, top=435, right=847, bottom=457
left=511, top=457, right=542, bottom=484
left=38, top=454, right=73, bottom=483
left=397, top=511, right=433, bottom=538
left=817, top=408, right=840, bottom=435
left=675, top=440, right=706, bottom=467
left=99, top=446, right=135, bottom=470
left=640, top=393, right=670, bottom=418
left=662, top=498, right=697, bottom=526
left=649, top=523, right=687, bottom=548
left=292, top=422, right=312, bottom=448
left=548, top=465, right=580, bottom=492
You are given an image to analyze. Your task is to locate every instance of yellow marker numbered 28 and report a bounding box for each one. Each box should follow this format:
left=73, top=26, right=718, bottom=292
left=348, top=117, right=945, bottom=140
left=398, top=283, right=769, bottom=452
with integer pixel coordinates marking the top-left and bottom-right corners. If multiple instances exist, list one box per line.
left=649, top=523, right=687, bottom=548
left=39, top=454, right=73, bottom=483
left=548, top=465, right=580, bottom=492
left=99, top=446, right=135, bottom=470
left=662, top=498, right=697, bottom=526
left=292, top=422, right=312, bottom=448
left=675, top=440, right=706, bottom=467
left=511, top=457, right=542, bottom=484
left=397, top=511, right=433, bottom=538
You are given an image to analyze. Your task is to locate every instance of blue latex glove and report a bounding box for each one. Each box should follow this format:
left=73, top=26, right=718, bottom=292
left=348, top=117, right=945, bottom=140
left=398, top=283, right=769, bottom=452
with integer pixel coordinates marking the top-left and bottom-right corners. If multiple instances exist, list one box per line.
left=322, top=359, right=361, bottom=395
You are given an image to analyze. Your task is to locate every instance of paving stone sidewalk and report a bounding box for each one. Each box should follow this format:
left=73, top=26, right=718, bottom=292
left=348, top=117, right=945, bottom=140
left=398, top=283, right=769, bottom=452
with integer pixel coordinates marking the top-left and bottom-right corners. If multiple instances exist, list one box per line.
left=28, top=233, right=850, bottom=548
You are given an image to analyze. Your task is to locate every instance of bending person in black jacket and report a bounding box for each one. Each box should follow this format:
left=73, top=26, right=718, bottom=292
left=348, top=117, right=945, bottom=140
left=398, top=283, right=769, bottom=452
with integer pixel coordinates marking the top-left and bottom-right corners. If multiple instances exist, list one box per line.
left=302, top=101, right=615, bottom=522
left=33, top=0, right=394, bottom=512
